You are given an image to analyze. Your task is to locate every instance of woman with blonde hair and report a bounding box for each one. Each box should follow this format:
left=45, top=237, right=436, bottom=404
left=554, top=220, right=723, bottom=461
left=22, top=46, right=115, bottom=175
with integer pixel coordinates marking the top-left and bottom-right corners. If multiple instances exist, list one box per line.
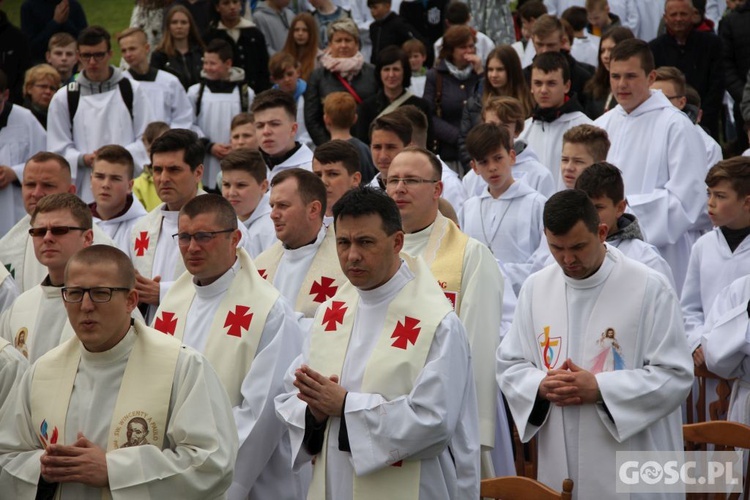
left=282, top=13, right=322, bottom=82
left=22, top=64, right=61, bottom=129
left=150, top=5, right=206, bottom=90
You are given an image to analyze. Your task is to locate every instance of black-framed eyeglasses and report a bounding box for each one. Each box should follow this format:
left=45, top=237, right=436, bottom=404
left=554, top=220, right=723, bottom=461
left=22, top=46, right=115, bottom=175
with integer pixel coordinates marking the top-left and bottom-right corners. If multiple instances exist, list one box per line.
left=172, top=229, right=235, bottom=246
left=62, top=287, right=131, bottom=303
left=78, top=51, right=108, bottom=61
left=29, top=226, right=88, bottom=237
left=385, top=177, right=440, bottom=188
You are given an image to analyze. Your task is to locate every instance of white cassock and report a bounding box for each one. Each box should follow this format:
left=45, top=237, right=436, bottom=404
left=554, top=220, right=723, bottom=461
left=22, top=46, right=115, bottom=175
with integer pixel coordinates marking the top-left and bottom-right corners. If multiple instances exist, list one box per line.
left=0, top=265, right=19, bottom=315
left=497, top=245, right=693, bottom=499
left=438, top=157, right=468, bottom=213
left=275, top=260, right=481, bottom=499
left=0, top=104, right=47, bottom=236
left=703, top=274, right=750, bottom=424
left=458, top=182, right=547, bottom=295
left=0, top=323, right=238, bottom=500
left=47, top=73, right=154, bottom=203
left=518, top=112, right=593, bottom=191
left=0, top=338, right=28, bottom=419
left=0, top=215, right=116, bottom=293
left=542, top=0, right=584, bottom=15
left=266, top=144, right=315, bottom=182
left=188, top=78, right=256, bottom=189
left=570, top=32, right=601, bottom=68
left=242, top=193, right=276, bottom=258
left=633, top=0, right=665, bottom=41
left=608, top=0, right=639, bottom=31
left=156, top=251, right=304, bottom=500
left=402, top=214, right=513, bottom=476
left=92, top=195, right=148, bottom=254
left=595, top=90, right=708, bottom=293
left=462, top=142, right=556, bottom=199
left=698, top=123, right=723, bottom=169
left=681, top=228, right=750, bottom=352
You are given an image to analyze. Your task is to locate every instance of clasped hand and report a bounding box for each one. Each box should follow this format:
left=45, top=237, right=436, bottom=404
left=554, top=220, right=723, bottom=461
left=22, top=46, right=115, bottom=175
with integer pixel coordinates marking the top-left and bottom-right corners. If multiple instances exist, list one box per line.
left=538, top=358, right=600, bottom=406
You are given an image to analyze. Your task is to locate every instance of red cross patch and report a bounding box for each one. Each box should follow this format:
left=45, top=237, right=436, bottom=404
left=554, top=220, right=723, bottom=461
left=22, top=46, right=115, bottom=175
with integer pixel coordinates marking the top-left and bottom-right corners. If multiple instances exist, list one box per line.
left=134, top=231, right=149, bottom=257
left=224, top=305, right=253, bottom=337
left=154, top=311, right=177, bottom=335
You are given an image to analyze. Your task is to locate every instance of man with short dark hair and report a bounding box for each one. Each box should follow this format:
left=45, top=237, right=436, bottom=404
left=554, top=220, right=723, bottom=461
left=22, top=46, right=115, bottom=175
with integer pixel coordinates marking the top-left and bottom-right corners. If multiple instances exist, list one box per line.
left=47, top=26, right=154, bottom=203
left=276, top=186, right=480, bottom=498
left=498, top=188, right=693, bottom=499
left=312, top=139, right=362, bottom=226
left=255, top=168, right=345, bottom=319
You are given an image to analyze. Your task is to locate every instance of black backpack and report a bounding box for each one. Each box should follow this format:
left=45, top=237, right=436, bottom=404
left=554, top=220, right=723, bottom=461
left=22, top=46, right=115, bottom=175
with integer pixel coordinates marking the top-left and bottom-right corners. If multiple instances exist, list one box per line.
left=66, top=79, right=134, bottom=129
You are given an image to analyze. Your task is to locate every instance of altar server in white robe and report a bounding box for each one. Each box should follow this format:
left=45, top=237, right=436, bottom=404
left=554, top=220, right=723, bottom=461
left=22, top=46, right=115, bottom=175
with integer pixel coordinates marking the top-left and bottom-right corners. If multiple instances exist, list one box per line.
left=459, top=123, right=547, bottom=295
left=0, top=193, right=94, bottom=362
left=0, top=245, right=237, bottom=499
left=385, top=147, right=511, bottom=477
left=89, top=145, right=147, bottom=253
left=188, top=40, right=255, bottom=190
left=0, top=152, right=115, bottom=293
left=594, top=39, right=708, bottom=293
left=129, top=129, right=256, bottom=319
left=47, top=27, right=154, bottom=203
left=702, top=274, right=750, bottom=425
left=275, top=187, right=480, bottom=499
left=255, top=168, right=347, bottom=319
left=154, top=194, right=304, bottom=500
left=497, top=190, right=693, bottom=499
left=0, top=73, right=47, bottom=237
left=681, top=157, right=750, bottom=364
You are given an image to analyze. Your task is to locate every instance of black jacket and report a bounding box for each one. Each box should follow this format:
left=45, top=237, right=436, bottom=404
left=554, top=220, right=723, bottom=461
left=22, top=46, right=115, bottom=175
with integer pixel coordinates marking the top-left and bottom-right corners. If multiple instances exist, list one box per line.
left=20, top=0, right=87, bottom=64
left=719, top=1, right=750, bottom=103
left=524, top=52, right=595, bottom=111
left=0, top=11, right=31, bottom=104
left=399, top=0, right=447, bottom=66
left=205, top=27, right=271, bottom=93
left=354, top=89, right=433, bottom=145
left=151, top=44, right=204, bottom=91
left=369, top=12, right=424, bottom=65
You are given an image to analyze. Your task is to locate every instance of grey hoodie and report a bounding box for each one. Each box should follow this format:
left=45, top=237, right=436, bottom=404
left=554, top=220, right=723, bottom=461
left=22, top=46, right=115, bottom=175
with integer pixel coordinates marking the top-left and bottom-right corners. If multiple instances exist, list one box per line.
left=253, top=1, right=294, bottom=55
left=607, top=213, right=644, bottom=243
left=76, top=66, right=127, bottom=96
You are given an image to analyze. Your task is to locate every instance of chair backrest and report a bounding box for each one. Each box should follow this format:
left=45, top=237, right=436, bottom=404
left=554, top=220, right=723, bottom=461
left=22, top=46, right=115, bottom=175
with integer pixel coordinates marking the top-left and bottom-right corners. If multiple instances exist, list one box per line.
left=683, top=421, right=750, bottom=500
left=480, top=476, right=574, bottom=500
left=685, top=365, right=733, bottom=424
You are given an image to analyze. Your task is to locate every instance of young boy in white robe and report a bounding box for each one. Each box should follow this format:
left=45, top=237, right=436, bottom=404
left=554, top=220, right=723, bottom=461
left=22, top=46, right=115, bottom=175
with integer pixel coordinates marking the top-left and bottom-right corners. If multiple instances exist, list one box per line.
left=560, top=123, right=610, bottom=189
left=188, top=39, right=255, bottom=191
left=312, top=140, right=362, bottom=228
left=459, top=122, right=547, bottom=295
left=220, top=148, right=276, bottom=258
left=463, top=96, right=556, bottom=199
left=682, top=157, right=750, bottom=367
left=230, top=112, right=258, bottom=151
left=89, top=145, right=147, bottom=254
left=575, top=161, right=677, bottom=289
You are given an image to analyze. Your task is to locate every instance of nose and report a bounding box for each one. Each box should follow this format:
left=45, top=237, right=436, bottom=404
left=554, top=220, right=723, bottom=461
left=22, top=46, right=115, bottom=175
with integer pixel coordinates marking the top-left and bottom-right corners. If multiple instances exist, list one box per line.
left=187, top=236, right=201, bottom=253
left=80, top=292, right=96, bottom=311
left=562, top=252, right=576, bottom=265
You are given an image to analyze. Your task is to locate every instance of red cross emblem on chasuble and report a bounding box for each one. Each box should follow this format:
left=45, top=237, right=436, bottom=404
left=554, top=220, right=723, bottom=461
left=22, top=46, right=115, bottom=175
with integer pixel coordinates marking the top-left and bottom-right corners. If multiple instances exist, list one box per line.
left=134, top=231, right=149, bottom=257
left=322, top=301, right=347, bottom=331
left=155, top=312, right=177, bottom=335
left=391, top=317, right=421, bottom=350
left=310, top=276, right=337, bottom=303
left=224, top=305, right=253, bottom=337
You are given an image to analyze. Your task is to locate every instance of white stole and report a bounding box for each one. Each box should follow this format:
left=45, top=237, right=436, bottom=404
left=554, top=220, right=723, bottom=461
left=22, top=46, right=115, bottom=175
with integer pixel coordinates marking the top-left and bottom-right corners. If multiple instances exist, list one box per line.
left=152, top=248, right=277, bottom=406
left=307, top=256, right=452, bottom=500
left=8, top=285, right=75, bottom=361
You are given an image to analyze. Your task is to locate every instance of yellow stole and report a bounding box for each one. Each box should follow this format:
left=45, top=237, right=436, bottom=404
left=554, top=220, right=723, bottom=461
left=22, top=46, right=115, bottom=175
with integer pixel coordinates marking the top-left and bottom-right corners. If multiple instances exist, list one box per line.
left=307, top=256, right=453, bottom=500
left=254, top=225, right=345, bottom=317
left=417, top=214, right=468, bottom=314
left=152, top=248, right=278, bottom=406
left=30, top=322, right=180, bottom=499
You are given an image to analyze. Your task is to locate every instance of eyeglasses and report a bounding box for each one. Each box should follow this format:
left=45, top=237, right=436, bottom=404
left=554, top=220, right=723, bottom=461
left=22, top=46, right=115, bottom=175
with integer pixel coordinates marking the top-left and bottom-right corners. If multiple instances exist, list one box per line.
left=29, top=226, right=88, bottom=237
left=172, top=229, right=235, bottom=246
left=62, top=286, right=131, bottom=303
left=33, top=84, right=58, bottom=92
left=78, top=51, right=108, bottom=62
left=385, top=177, right=440, bottom=188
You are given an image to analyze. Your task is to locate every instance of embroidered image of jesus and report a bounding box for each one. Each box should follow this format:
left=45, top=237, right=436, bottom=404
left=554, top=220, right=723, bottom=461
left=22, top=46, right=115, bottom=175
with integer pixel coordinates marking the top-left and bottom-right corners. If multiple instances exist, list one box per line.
left=590, top=327, right=625, bottom=373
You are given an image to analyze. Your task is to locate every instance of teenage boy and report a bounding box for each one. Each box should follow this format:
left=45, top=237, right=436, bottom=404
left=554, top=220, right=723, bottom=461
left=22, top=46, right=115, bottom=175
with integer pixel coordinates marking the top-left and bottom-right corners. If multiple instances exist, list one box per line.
left=560, top=123, right=609, bottom=189
left=229, top=112, right=258, bottom=150
left=188, top=39, right=256, bottom=191
left=460, top=123, right=547, bottom=294
left=312, top=139, right=361, bottom=227
left=220, top=148, right=276, bottom=257
left=254, top=0, right=296, bottom=56
left=368, top=113, right=412, bottom=190
left=45, top=33, right=77, bottom=85
left=89, top=145, right=147, bottom=253
left=561, top=6, right=599, bottom=68
left=252, top=89, right=314, bottom=180
left=513, top=0, right=548, bottom=67
left=323, top=92, right=377, bottom=184
left=268, top=52, right=312, bottom=148
left=520, top=51, right=592, bottom=189
left=575, top=161, right=676, bottom=288
left=47, top=26, right=154, bottom=203
left=585, top=0, right=621, bottom=36
left=462, top=96, right=555, bottom=198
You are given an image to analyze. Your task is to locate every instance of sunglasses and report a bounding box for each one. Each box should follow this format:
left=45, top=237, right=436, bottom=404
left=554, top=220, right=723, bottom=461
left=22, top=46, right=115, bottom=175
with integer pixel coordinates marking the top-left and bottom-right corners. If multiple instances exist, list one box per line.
left=28, top=226, right=88, bottom=237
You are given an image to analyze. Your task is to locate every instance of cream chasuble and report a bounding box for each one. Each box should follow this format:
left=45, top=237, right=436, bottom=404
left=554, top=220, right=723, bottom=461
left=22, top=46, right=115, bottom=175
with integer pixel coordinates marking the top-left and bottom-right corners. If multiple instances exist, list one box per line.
left=254, top=224, right=346, bottom=318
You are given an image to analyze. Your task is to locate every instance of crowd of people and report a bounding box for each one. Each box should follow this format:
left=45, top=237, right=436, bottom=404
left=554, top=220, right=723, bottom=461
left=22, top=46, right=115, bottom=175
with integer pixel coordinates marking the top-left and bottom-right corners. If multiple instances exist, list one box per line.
left=0, top=0, right=749, bottom=498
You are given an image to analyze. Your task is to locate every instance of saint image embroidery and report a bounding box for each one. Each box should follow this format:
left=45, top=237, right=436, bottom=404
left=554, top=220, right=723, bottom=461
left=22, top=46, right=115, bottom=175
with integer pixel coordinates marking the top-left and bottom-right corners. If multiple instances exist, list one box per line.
left=120, top=417, right=150, bottom=448
left=590, top=328, right=626, bottom=374
left=14, top=327, right=29, bottom=359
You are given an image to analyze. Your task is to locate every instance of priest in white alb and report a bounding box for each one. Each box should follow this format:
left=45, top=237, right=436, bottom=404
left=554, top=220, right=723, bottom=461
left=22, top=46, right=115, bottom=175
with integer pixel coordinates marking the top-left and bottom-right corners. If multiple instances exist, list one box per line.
left=497, top=190, right=693, bottom=499
left=254, top=168, right=346, bottom=319
left=276, top=187, right=480, bottom=499
left=0, top=245, right=238, bottom=499
left=154, top=194, right=304, bottom=500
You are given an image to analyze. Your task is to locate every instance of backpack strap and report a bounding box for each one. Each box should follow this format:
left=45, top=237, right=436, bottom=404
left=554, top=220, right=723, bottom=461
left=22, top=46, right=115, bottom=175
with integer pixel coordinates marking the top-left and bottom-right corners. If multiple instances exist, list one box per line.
left=67, top=82, right=80, bottom=131
left=117, top=78, right=134, bottom=121
left=240, top=83, right=249, bottom=112
left=195, top=80, right=206, bottom=116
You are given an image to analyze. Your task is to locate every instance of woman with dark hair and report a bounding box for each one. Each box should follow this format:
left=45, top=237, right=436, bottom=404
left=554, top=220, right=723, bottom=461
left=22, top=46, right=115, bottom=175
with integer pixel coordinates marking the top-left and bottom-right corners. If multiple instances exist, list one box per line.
left=583, top=26, right=634, bottom=119
left=423, top=25, right=483, bottom=174
left=281, top=13, right=322, bottom=81
left=304, top=18, right=377, bottom=146
left=150, top=5, right=206, bottom=90
left=458, top=44, right=533, bottom=168
left=354, top=46, right=431, bottom=144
